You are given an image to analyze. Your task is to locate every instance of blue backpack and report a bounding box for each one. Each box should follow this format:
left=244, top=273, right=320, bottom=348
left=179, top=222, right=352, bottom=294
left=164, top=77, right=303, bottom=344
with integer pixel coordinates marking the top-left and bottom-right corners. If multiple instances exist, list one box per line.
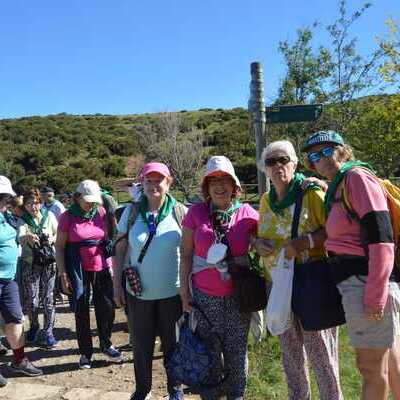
left=165, top=303, right=228, bottom=391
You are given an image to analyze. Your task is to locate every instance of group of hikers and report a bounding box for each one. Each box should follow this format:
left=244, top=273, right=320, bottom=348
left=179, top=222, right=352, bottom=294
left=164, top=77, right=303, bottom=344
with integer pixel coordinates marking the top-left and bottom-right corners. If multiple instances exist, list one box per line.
left=0, top=129, right=399, bottom=400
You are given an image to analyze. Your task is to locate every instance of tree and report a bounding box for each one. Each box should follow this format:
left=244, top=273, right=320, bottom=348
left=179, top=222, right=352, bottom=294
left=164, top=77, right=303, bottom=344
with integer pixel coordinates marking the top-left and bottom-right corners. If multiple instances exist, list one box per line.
left=378, top=17, right=400, bottom=89
left=277, top=27, right=332, bottom=104
left=136, top=113, right=204, bottom=200
left=345, top=95, right=400, bottom=177
left=325, top=1, right=379, bottom=104
left=275, top=0, right=382, bottom=133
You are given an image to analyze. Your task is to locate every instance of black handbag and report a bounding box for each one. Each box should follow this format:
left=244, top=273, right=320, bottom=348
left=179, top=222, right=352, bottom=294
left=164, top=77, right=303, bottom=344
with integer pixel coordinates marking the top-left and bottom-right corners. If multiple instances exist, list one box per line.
left=228, top=257, right=269, bottom=313
left=291, top=192, right=346, bottom=331
left=211, top=214, right=268, bottom=313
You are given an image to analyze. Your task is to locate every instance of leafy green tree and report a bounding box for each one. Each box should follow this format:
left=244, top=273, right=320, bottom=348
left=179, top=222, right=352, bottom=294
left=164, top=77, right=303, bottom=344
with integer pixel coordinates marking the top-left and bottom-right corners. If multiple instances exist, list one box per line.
left=277, top=27, right=332, bottom=104
left=378, top=17, right=400, bottom=89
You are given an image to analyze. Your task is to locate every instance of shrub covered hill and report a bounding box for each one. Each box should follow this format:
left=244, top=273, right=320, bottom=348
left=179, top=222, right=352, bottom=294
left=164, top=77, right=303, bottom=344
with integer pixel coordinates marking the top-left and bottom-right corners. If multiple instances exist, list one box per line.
left=0, top=93, right=399, bottom=195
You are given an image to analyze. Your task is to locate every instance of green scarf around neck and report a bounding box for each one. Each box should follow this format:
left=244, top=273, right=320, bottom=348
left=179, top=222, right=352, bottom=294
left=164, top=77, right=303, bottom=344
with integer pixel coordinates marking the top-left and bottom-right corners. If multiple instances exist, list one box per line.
left=68, top=202, right=98, bottom=220
left=138, top=193, right=176, bottom=228
left=324, top=160, right=374, bottom=215
left=269, top=172, right=320, bottom=215
left=21, top=210, right=48, bottom=234
left=210, top=199, right=241, bottom=225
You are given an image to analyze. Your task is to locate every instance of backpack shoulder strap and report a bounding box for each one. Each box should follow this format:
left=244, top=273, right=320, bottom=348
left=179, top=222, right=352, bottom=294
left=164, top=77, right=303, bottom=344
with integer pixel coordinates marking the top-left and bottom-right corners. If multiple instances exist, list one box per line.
left=341, top=167, right=383, bottom=221
left=126, top=202, right=140, bottom=235
left=172, top=202, right=187, bottom=230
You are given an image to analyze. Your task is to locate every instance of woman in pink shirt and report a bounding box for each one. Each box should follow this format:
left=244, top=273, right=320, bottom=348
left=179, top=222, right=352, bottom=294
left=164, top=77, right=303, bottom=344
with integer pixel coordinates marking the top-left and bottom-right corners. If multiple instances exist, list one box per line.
left=55, top=180, right=121, bottom=369
left=180, top=156, right=258, bottom=400
left=303, top=131, right=400, bottom=400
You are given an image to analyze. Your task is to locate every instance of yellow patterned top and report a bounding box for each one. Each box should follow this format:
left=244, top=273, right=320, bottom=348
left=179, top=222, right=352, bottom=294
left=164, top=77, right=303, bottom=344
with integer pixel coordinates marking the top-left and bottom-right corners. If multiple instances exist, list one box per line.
left=257, top=188, right=326, bottom=278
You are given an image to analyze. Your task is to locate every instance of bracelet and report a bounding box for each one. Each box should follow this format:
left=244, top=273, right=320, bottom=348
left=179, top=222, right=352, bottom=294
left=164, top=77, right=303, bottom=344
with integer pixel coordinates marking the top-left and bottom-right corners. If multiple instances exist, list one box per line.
left=307, top=233, right=315, bottom=249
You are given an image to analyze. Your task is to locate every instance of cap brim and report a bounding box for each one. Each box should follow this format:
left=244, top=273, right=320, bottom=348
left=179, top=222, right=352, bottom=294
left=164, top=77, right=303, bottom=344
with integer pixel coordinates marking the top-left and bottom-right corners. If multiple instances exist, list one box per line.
left=202, top=171, right=242, bottom=190
left=302, top=141, right=340, bottom=152
left=0, top=188, right=16, bottom=196
left=82, top=195, right=103, bottom=205
left=141, top=169, right=170, bottom=178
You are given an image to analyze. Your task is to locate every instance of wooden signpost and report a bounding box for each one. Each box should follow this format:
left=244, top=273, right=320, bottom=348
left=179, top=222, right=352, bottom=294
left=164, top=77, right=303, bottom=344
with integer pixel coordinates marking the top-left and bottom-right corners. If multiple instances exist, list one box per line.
left=249, top=62, right=322, bottom=196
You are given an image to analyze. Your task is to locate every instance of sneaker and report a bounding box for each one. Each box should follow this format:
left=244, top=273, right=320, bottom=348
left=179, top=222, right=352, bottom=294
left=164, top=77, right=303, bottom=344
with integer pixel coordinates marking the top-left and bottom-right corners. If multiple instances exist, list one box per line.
left=0, top=341, right=8, bottom=356
left=9, top=357, right=43, bottom=376
left=130, top=391, right=152, bottom=400
left=26, top=326, right=39, bottom=343
left=102, top=345, right=122, bottom=363
left=168, top=388, right=184, bottom=400
left=0, top=372, right=7, bottom=387
left=78, top=355, right=91, bottom=369
left=44, top=334, right=59, bottom=349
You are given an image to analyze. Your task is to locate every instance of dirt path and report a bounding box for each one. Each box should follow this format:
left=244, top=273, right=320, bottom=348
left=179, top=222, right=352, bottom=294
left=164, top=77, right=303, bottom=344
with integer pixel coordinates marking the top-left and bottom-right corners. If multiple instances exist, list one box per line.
left=0, top=302, right=174, bottom=399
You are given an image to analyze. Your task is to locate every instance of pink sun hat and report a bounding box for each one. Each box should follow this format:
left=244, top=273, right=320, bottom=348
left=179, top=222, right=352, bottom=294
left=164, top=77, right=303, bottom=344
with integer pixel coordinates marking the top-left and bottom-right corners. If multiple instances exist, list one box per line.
left=139, top=162, right=171, bottom=180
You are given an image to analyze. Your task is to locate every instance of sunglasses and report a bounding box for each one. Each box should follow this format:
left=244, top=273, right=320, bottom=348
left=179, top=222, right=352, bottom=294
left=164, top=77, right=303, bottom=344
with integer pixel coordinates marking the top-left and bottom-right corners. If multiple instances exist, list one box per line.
left=264, top=156, right=291, bottom=167
left=307, top=146, right=337, bottom=164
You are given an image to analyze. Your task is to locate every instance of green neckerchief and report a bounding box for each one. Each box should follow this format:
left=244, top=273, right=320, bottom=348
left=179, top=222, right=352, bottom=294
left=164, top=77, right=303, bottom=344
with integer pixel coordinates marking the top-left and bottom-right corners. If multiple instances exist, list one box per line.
left=101, top=188, right=112, bottom=196
left=68, top=202, right=98, bottom=220
left=210, top=199, right=241, bottom=225
left=324, top=160, right=374, bottom=215
left=21, top=210, right=48, bottom=234
left=138, top=193, right=177, bottom=228
left=269, top=172, right=320, bottom=215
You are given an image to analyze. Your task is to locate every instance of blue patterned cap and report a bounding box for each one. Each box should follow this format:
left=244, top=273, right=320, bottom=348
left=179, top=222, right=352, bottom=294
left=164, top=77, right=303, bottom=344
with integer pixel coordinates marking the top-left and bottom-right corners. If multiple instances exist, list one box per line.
left=302, top=130, right=344, bottom=151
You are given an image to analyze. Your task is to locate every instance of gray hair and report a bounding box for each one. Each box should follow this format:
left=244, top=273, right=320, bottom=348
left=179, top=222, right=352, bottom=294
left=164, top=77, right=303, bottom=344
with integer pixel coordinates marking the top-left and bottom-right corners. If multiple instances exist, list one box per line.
left=257, top=140, right=298, bottom=171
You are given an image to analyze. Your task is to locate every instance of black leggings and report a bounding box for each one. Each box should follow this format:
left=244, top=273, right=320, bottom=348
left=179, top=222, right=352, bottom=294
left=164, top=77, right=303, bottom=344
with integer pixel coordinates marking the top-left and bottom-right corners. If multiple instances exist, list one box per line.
left=75, top=268, right=115, bottom=358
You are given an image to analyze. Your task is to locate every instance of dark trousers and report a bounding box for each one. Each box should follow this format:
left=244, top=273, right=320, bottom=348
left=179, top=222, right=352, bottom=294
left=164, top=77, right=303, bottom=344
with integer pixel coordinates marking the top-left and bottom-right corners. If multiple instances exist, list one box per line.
left=126, top=294, right=182, bottom=395
left=75, top=268, right=115, bottom=359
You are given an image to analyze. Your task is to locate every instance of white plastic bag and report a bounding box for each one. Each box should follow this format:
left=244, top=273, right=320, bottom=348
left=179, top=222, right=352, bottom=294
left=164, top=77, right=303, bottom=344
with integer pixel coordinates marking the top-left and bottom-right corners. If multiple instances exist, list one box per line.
left=266, top=249, right=294, bottom=336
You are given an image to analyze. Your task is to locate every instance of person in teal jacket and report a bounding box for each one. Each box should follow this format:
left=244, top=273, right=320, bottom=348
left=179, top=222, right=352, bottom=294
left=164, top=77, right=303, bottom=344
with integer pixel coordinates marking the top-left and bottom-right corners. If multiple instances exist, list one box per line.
left=0, top=176, right=42, bottom=386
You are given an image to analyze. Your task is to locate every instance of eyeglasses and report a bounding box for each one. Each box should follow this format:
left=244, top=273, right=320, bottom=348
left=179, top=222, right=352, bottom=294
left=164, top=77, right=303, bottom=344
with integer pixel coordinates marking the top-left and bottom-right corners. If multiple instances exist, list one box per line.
left=307, top=146, right=337, bottom=164
left=264, top=156, right=291, bottom=167
left=25, top=201, right=41, bottom=207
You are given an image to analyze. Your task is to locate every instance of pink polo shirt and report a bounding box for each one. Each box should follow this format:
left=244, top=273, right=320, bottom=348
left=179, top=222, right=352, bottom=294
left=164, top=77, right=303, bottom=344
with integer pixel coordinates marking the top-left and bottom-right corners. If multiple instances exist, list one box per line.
left=325, top=168, right=394, bottom=308
left=58, top=207, right=109, bottom=272
left=183, top=202, right=259, bottom=296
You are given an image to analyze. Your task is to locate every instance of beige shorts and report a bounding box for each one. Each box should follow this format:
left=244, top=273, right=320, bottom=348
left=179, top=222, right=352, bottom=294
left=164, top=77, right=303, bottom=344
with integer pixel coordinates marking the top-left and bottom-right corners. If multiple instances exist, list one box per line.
left=337, top=276, right=400, bottom=349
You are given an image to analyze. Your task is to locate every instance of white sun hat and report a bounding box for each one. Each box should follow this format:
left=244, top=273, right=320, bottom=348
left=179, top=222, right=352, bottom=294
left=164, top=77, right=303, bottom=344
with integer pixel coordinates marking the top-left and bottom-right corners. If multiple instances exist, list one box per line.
left=0, top=176, right=16, bottom=196
left=203, top=156, right=241, bottom=189
left=76, top=180, right=103, bottom=204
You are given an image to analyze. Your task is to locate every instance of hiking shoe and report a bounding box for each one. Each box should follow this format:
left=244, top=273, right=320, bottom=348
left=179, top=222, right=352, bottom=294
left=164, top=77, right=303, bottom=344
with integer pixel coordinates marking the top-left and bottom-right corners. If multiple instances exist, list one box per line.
left=26, top=326, right=39, bottom=343
left=0, top=372, right=7, bottom=387
left=102, top=345, right=122, bottom=363
left=0, top=341, right=8, bottom=356
left=130, top=391, right=152, bottom=400
left=44, top=334, right=59, bottom=349
left=9, top=357, right=43, bottom=376
left=78, top=355, right=91, bottom=369
left=168, top=388, right=184, bottom=400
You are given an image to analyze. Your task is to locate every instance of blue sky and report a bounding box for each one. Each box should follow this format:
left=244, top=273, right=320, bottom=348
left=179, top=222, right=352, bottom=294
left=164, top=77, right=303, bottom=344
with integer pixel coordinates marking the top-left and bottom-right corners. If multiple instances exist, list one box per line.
left=0, top=0, right=398, bottom=119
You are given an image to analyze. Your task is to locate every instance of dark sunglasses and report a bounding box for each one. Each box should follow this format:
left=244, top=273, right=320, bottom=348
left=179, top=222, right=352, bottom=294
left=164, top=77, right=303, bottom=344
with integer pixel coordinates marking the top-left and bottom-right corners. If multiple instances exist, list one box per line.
left=307, top=146, right=337, bottom=164
left=264, top=155, right=291, bottom=167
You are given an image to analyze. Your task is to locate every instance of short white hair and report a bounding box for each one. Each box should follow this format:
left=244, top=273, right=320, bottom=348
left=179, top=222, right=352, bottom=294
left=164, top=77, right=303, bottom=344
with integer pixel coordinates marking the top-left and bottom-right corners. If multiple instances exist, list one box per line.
left=257, top=140, right=298, bottom=171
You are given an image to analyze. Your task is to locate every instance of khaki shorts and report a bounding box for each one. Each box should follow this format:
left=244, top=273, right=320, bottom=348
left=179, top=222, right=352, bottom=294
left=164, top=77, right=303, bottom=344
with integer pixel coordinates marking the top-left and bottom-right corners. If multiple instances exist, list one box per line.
left=337, top=276, right=400, bottom=349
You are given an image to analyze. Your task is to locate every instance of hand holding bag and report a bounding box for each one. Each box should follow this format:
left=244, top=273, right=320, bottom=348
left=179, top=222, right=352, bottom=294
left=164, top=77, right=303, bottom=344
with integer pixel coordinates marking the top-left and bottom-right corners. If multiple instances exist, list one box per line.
left=266, top=249, right=294, bottom=336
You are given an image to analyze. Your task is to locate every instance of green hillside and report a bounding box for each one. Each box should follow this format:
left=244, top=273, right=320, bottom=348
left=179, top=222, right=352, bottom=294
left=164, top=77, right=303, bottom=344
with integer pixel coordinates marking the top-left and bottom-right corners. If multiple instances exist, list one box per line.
left=0, top=94, right=399, bottom=195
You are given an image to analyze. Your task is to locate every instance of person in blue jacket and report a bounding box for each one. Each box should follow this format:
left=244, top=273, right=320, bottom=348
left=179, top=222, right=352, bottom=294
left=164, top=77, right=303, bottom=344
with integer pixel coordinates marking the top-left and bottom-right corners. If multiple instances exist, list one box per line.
left=0, top=176, right=42, bottom=386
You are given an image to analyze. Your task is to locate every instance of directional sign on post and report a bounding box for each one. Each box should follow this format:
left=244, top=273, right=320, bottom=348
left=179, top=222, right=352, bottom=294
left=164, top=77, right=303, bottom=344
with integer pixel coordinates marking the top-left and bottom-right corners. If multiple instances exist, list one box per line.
left=265, top=104, right=323, bottom=124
